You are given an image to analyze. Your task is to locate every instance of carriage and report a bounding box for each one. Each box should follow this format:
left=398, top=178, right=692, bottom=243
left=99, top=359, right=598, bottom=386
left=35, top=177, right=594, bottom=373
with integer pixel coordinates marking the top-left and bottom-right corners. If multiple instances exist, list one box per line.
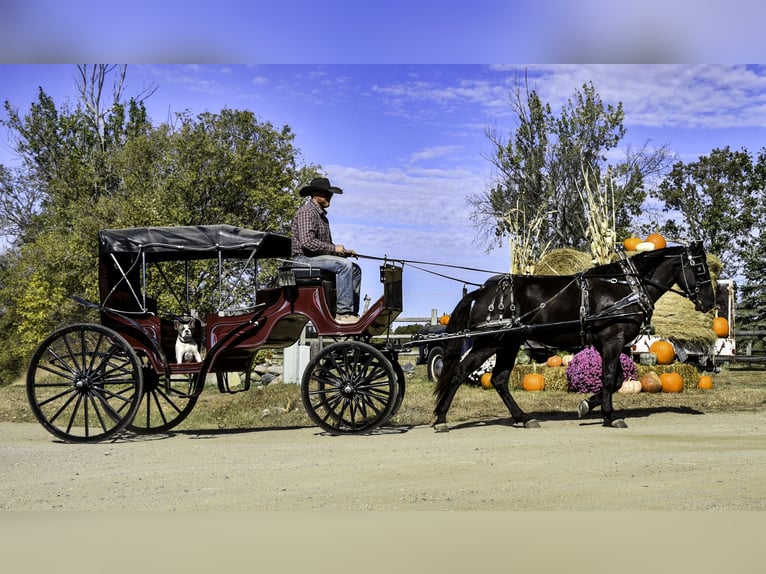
left=26, top=224, right=405, bottom=443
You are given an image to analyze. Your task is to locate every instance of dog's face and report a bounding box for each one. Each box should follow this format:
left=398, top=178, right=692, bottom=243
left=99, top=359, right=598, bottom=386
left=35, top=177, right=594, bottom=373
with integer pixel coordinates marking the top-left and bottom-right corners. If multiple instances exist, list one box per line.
left=174, top=318, right=195, bottom=342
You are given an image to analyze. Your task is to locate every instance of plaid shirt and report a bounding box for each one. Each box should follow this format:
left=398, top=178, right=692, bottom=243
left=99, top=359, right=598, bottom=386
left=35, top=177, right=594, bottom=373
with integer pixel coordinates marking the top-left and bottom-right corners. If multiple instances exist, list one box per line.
left=291, top=199, right=334, bottom=256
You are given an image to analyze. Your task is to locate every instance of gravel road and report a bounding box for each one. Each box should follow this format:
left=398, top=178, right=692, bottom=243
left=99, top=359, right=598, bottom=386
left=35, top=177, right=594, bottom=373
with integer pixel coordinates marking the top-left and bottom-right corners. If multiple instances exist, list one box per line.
left=1, top=408, right=764, bottom=511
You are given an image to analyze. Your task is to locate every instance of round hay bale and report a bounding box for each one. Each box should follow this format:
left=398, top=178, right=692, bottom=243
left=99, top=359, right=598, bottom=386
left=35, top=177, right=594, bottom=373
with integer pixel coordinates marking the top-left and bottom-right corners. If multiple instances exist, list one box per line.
left=535, top=248, right=593, bottom=276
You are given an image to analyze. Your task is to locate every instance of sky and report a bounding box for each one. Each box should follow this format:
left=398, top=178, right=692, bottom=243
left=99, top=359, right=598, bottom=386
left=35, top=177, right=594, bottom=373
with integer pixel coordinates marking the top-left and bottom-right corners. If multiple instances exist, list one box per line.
left=3, top=64, right=766, bottom=320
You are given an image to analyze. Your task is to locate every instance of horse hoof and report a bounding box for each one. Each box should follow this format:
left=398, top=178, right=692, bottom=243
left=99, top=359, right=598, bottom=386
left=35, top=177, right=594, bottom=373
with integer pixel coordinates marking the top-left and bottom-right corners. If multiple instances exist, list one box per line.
left=524, top=419, right=541, bottom=429
left=577, top=400, right=590, bottom=419
left=607, top=419, right=628, bottom=429
left=433, top=423, right=450, bottom=433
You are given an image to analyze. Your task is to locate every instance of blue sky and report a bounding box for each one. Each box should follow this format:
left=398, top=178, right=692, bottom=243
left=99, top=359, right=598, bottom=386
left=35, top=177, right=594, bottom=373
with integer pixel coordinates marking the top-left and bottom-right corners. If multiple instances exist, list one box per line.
left=3, top=65, right=766, bottom=318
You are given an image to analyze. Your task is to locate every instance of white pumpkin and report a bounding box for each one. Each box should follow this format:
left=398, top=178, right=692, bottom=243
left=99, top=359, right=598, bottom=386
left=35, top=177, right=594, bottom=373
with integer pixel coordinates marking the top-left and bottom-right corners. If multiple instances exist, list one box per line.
left=635, top=241, right=656, bottom=252
left=617, top=379, right=642, bottom=394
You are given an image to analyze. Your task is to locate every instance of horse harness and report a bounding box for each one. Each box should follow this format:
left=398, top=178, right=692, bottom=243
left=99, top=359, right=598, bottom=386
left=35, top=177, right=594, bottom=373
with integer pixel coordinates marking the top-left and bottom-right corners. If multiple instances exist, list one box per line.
left=479, top=247, right=705, bottom=347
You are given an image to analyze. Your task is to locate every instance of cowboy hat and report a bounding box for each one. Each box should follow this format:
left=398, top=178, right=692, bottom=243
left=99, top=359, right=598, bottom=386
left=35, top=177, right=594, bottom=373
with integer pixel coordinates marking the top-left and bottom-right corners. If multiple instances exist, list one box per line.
left=299, top=177, right=343, bottom=197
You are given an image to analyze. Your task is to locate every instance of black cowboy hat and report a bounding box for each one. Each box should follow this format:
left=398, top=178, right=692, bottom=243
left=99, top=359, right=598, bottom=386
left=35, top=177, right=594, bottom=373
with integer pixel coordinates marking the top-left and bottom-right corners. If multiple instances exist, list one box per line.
left=299, top=177, right=343, bottom=197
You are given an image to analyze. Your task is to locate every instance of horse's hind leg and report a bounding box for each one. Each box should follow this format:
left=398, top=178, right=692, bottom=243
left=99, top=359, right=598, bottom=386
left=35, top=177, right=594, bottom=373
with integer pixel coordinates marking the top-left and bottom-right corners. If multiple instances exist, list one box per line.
left=491, top=344, right=540, bottom=428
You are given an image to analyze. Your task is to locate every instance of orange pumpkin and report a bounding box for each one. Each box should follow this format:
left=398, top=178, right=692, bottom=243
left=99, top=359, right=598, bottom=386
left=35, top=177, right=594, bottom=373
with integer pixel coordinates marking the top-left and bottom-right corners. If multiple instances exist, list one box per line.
left=623, top=237, right=642, bottom=251
left=546, top=355, right=563, bottom=367
left=522, top=373, right=545, bottom=391
left=439, top=314, right=450, bottom=326
left=697, top=375, right=714, bottom=390
left=649, top=340, right=675, bottom=365
left=480, top=372, right=493, bottom=389
left=712, top=317, right=729, bottom=338
left=645, top=233, right=667, bottom=250
left=639, top=372, right=663, bottom=393
left=660, top=372, right=684, bottom=393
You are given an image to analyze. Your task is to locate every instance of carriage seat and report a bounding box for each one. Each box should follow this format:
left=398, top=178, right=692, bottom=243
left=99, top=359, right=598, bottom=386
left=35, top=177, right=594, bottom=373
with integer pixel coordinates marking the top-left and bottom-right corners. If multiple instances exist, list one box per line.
left=278, top=265, right=336, bottom=284
left=277, top=265, right=337, bottom=314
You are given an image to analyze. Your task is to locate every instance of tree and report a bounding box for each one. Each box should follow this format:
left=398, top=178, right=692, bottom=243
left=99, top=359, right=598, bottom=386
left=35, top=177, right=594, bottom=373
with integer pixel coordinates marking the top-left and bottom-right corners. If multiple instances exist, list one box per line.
left=736, top=148, right=766, bottom=348
left=655, top=146, right=761, bottom=278
left=0, top=68, right=319, bottom=382
left=472, top=76, right=672, bottom=272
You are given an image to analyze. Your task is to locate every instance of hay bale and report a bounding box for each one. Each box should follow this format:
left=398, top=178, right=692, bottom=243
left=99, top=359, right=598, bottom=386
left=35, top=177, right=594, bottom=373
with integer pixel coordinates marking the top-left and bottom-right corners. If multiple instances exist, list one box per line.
left=534, top=248, right=593, bottom=276
left=636, top=363, right=699, bottom=388
left=509, top=364, right=568, bottom=392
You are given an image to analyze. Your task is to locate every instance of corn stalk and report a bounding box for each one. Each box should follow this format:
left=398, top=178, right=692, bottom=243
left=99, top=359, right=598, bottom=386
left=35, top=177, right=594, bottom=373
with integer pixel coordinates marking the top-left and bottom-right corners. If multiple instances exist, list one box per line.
left=504, top=198, right=553, bottom=274
left=577, top=162, right=616, bottom=265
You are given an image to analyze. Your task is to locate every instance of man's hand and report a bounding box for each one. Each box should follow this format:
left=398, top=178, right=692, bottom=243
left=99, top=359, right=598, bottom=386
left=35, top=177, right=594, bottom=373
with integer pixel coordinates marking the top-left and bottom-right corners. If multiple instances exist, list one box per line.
left=334, top=244, right=357, bottom=257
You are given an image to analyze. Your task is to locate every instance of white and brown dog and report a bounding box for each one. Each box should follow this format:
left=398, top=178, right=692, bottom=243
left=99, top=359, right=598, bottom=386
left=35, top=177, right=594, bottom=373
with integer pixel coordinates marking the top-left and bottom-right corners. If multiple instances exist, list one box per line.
left=174, top=318, right=202, bottom=363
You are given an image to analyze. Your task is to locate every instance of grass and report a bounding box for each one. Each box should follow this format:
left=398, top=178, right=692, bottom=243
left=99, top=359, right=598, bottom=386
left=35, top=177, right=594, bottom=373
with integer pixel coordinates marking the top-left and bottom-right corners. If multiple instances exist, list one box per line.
left=4, top=363, right=765, bottom=433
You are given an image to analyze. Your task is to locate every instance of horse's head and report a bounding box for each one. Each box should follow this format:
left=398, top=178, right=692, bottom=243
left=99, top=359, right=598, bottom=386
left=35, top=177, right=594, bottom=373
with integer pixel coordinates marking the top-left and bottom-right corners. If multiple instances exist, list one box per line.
left=679, top=241, right=716, bottom=312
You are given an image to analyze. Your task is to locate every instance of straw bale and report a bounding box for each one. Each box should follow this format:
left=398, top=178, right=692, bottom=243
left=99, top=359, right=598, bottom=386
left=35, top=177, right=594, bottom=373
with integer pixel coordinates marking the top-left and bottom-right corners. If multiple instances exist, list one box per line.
left=509, top=364, right=568, bottom=391
left=534, top=248, right=593, bottom=276
left=635, top=363, right=700, bottom=387
left=507, top=362, right=699, bottom=392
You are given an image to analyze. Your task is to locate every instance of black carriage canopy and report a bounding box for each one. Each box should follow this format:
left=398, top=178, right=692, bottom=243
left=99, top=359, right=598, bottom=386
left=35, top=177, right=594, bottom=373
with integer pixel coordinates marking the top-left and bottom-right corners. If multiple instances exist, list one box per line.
left=98, top=224, right=292, bottom=261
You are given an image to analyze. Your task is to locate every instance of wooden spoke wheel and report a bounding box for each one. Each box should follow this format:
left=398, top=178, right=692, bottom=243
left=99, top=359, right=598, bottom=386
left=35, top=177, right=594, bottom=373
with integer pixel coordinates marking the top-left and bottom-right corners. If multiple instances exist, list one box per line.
left=300, top=341, right=398, bottom=435
left=26, top=324, right=143, bottom=443
left=127, top=370, right=198, bottom=434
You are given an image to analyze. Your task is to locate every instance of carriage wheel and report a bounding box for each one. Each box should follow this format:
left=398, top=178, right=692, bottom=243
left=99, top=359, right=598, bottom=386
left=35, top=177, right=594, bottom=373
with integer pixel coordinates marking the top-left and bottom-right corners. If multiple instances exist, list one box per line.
left=426, top=346, right=445, bottom=381
left=26, top=323, right=143, bottom=443
left=300, top=341, right=398, bottom=435
left=127, top=370, right=198, bottom=434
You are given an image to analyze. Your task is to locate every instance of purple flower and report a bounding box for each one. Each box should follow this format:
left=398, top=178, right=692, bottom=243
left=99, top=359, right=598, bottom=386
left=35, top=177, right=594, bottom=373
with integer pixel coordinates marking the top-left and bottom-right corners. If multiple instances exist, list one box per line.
left=565, top=346, right=637, bottom=393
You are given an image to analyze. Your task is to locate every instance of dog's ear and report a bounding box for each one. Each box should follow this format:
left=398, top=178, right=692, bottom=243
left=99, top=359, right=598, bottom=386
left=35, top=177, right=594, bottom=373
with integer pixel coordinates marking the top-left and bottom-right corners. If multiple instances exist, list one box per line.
left=174, top=319, right=181, bottom=329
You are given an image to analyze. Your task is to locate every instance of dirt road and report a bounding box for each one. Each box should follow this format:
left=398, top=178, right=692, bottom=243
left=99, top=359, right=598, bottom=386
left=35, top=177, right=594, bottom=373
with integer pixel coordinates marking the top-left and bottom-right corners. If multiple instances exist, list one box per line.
left=1, top=408, right=764, bottom=511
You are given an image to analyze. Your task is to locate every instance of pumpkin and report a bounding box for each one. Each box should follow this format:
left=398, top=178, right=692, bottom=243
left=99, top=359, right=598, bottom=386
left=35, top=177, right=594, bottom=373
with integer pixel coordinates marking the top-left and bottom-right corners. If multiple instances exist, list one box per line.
left=522, top=373, right=545, bottom=391
left=561, top=354, right=574, bottom=367
left=623, top=237, right=642, bottom=251
left=639, top=352, right=657, bottom=366
left=546, top=355, right=563, bottom=367
left=439, top=313, right=450, bottom=326
left=618, top=378, right=642, bottom=394
left=645, top=233, right=667, bottom=250
left=712, top=317, right=729, bottom=338
left=697, top=375, right=714, bottom=390
left=635, top=241, right=656, bottom=252
left=480, top=372, right=493, bottom=389
left=640, top=372, right=663, bottom=393
left=649, top=340, right=675, bottom=365
left=660, top=372, right=684, bottom=393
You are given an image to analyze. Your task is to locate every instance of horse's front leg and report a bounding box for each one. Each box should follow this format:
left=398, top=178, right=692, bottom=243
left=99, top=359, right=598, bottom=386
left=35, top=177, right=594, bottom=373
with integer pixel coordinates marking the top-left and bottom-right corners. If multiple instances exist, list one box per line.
left=600, top=344, right=627, bottom=428
left=433, top=347, right=495, bottom=432
left=491, top=347, right=540, bottom=428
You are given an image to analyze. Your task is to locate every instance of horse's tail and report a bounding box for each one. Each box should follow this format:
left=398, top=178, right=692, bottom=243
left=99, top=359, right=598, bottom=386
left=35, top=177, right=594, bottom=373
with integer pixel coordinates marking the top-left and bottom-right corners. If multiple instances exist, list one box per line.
left=434, top=287, right=479, bottom=406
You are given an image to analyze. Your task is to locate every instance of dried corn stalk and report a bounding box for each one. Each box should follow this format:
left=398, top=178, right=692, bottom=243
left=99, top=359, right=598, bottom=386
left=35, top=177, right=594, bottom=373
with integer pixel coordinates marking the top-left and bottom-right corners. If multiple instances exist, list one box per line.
left=577, top=163, right=616, bottom=265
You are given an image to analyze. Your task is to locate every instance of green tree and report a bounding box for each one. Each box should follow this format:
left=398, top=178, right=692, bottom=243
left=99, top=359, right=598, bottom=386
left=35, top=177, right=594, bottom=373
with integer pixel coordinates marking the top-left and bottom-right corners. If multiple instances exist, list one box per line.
left=472, top=77, right=671, bottom=271
left=0, top=68, right=319, bottom=382
left=655, top=146, right=760, bottom=278
left=736, top=148, right=766, bottom=347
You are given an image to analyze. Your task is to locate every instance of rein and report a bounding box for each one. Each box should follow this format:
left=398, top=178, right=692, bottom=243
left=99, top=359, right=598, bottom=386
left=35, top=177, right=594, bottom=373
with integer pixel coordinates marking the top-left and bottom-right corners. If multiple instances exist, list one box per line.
left=356, top=253, right=503, bottom=287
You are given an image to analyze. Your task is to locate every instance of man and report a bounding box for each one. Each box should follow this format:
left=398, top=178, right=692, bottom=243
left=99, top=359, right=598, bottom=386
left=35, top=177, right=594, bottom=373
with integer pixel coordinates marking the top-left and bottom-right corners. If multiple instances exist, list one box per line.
left=291, top=177, right=362, bottom=324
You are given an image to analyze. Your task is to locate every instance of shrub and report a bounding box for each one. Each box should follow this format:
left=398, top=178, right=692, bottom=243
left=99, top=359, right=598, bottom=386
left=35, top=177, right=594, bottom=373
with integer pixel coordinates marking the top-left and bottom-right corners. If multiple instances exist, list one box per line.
left=565, top=346, right=637, bottom=393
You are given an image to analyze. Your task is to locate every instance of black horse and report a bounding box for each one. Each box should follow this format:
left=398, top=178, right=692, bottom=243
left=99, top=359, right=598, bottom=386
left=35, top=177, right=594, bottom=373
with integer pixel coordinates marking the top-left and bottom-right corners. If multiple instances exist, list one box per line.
left=433, top=241, right=715, bottom=431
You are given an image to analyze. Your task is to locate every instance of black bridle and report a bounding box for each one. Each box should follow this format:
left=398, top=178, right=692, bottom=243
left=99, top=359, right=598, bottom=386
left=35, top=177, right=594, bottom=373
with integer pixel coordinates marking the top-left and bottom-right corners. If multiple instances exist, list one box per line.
left=639, top=243, right=711, bottom=311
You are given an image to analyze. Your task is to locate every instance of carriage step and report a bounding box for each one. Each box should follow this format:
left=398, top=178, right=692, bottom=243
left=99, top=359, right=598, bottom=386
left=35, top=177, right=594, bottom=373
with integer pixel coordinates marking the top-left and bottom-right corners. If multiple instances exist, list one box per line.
left=216, top=371, right=251, bottom=394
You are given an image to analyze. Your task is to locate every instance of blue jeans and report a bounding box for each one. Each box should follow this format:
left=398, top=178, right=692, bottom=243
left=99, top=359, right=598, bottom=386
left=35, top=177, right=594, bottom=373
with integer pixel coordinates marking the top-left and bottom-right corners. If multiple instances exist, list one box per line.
left=292, top=255, right=361, bottom=315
